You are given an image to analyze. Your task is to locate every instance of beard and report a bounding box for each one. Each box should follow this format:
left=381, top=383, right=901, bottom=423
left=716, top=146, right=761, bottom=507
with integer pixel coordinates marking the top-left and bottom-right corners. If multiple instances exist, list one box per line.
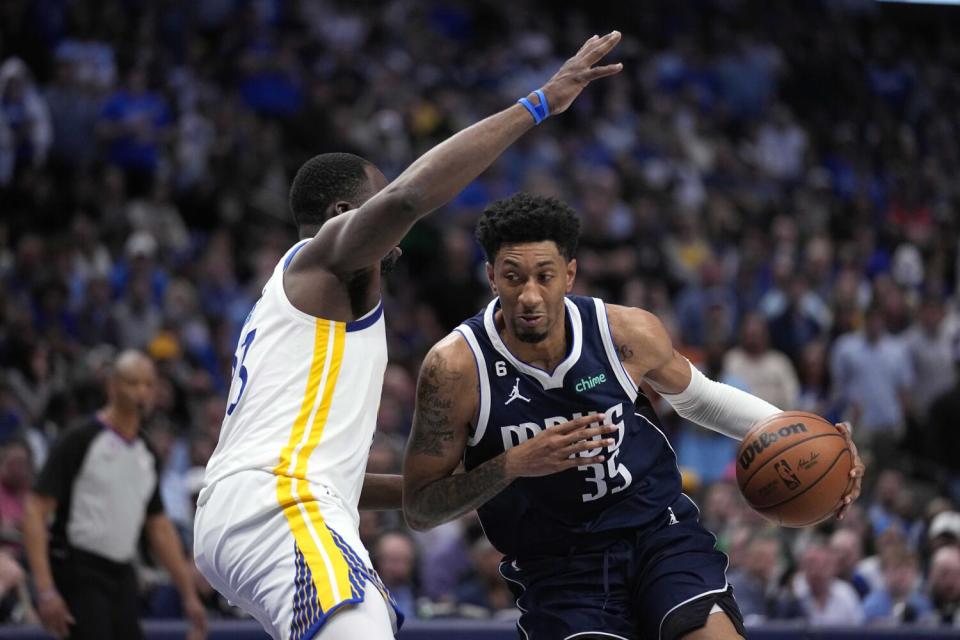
left=515, top=324, right=549, bottom=343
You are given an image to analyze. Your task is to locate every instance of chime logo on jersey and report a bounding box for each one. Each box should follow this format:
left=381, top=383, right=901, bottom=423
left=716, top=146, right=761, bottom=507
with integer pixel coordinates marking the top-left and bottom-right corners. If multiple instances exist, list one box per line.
left=575, top=372, right=607, bottom=392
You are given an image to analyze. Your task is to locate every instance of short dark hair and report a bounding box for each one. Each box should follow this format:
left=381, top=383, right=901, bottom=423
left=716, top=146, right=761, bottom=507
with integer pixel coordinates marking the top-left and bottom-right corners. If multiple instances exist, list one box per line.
left=289, top=153, right=372, bottom=227
left=475, top=193, right=581, bottom=262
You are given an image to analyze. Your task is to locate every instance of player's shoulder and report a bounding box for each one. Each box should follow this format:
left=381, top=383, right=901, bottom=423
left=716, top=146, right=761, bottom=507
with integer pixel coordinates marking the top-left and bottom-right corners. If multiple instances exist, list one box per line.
left=603, top=303, right=674, bottom=367
left=604, top=303, right=669, bottom=344
left=422, top=331, right=479, bottom=379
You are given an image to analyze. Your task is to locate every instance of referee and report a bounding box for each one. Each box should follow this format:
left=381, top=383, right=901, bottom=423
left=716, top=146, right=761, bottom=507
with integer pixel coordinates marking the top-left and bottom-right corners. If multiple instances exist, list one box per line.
left=23, top=350, right=207, bottom=639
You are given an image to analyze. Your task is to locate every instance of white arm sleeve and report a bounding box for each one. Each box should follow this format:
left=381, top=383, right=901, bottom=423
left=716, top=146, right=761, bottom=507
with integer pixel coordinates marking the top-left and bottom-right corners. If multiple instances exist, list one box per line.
left=659, top=360, right=781, bottom=441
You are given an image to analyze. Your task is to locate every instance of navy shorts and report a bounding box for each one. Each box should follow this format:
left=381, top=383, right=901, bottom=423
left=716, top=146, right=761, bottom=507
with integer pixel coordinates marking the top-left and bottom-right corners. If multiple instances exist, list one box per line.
left=498, top=495, right=744, bottom=640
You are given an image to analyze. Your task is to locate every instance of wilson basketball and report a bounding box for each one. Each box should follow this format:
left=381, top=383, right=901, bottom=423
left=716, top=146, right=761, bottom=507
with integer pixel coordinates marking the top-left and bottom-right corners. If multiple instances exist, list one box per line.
left=736, top=411, right=852, bottom=527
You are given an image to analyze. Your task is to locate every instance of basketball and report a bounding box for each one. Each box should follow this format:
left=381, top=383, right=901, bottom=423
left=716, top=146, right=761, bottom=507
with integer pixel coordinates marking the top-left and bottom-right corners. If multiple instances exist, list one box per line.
left=736, top=411, right=852, bottom=528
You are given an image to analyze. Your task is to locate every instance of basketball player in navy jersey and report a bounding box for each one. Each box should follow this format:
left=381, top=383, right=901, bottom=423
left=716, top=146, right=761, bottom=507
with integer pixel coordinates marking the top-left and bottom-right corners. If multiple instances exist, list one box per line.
left=402, top=193, right=864, bottom=640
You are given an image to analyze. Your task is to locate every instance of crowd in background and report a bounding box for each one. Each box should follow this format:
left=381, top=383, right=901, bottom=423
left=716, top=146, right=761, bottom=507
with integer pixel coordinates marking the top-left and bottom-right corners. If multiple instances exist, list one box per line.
left=1, top=0, right=960, bottom=630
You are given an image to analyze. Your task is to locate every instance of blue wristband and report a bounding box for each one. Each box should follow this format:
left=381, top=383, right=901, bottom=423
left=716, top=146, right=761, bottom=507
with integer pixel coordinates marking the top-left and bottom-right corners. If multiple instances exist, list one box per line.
left=518, top=89, right=550, bottom=125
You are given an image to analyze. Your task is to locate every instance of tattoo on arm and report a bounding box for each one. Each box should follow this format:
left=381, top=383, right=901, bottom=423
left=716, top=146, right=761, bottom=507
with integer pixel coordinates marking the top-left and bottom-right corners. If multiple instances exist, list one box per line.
left=407, top=349, right=513, bottom=528
left=408, top=455, right=512, bottom=529
left=617, top=343, right=634, bottom=361
left=408, top=352, right=462, bottom=457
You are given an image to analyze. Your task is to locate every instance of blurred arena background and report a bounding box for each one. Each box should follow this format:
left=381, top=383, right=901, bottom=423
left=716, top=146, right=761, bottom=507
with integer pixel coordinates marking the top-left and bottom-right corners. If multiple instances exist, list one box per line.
left=1, top=0, right=960, bottom=637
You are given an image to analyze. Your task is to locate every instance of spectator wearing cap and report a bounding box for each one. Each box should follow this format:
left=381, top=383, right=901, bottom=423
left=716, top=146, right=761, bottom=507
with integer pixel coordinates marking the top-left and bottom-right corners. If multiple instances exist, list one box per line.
left=928, top=512, right=960, bottom=553
left=110, top=230, right=168, bottom=305
left=862, top=546, right=931, bottom=625
left=22, top=350, right=206, bottom=640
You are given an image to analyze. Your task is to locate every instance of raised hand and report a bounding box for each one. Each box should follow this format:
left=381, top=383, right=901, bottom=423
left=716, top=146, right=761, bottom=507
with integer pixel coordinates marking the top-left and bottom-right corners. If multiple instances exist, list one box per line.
left=505, top=414, right=617, bottom=478
left=539, top=31, right=623, bottom=115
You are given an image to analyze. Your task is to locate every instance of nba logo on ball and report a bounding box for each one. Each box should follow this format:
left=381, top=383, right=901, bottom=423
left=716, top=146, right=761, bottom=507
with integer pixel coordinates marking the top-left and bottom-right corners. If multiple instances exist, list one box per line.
left=736, top=411, right=853, bottom=527
left=774, top=459, right=801, bottom=490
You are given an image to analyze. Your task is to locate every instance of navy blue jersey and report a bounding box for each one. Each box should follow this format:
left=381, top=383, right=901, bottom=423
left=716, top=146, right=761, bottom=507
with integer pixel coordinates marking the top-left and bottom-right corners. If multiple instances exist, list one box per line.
left=457, top=295, right=682, bottom=558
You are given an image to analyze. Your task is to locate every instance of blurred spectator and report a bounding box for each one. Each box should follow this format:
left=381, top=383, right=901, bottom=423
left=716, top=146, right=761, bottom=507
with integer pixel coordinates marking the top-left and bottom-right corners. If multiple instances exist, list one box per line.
left=727, top=530, right=797, bottom=622
left=722, top=312, right=799, bottom=409
left=830, top=528, right=871, bottom=599
left=112, top=272, right=163, bottom=350
left=0, top=440, right=32, bottom=556
left=927, top=344, right=960, bottom=499
left=862, top=546, right=931, bottom=625
left=44, top=58, right=101, bottom=170
left=0, top=551, right=35, bottom=624
left=830, top=304, right=913, bottom=468
left=372, top=530, right=419, bottom=621
left=674, top=257, right=737, bottom=349
left=903, top=294, right=957, bottom=424
left=923, top=545, right=960, bottom=628
left=796, top=340, right=838, bottom=423
left=869, top=470, right=912, bottom=540
left=792, top=539, right=865, bottom=625
left=928, top=512, right=960, bottom=554
left=0, top=57, right=52, bottom=185
left=750, top=106, right=807, bottom=181
left=125, top=179, right=191, bottom=257
left=766, top=273, right=830, bottom=364
left=96, top=67, right=172, bottom=195
left=414, top=514, right=475, bottom=603
left=453, top=537, right=515, bottom=617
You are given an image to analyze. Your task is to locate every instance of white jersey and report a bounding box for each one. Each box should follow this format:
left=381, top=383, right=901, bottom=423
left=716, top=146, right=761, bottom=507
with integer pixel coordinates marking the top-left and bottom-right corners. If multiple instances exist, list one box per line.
left=202, top=238, right=387, bottom=515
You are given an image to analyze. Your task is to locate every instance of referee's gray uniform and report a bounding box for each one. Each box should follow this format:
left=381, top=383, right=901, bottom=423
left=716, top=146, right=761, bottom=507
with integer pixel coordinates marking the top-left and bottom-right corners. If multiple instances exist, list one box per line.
left=34, top=416, right=163, bottom=639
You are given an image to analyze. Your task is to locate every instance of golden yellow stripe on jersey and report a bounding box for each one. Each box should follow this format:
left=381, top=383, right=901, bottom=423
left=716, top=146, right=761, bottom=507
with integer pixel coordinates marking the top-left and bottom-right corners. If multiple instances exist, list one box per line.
left=274, top=319, right=353, bottom=617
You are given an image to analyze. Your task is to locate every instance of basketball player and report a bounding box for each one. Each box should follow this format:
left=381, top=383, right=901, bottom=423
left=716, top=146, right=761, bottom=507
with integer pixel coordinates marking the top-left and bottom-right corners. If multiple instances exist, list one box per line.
left=192, top=33, right=624, bottom=640
left=402, top=193, right=864, bottom=640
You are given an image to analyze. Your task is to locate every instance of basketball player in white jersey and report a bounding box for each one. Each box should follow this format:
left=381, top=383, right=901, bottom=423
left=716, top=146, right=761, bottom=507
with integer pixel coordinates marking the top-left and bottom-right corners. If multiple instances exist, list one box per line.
left=193, top=32, right=624, bottom=640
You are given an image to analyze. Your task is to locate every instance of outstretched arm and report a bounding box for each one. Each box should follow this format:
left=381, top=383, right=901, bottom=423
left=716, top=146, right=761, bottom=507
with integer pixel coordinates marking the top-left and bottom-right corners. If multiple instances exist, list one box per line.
left=402, top=334, right=614, bottom=531
left=606, top=304, right=864, bottom=518
left=301, top=32, right=623, bottom=275
left=606, top=304, right=782, bottom=438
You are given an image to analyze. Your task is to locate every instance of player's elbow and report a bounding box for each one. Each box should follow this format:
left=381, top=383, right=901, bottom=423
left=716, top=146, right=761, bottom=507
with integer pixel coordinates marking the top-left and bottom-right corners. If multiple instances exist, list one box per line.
left=401, top=491, right=436, bottom=532
left=404, top=513, right=432, bottom=532
left=401, top=501, right=428, bottom=531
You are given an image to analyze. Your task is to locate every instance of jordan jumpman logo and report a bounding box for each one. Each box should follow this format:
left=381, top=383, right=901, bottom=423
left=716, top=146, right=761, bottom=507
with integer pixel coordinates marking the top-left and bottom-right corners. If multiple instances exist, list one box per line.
left=505, top=378, right=531, bottom=405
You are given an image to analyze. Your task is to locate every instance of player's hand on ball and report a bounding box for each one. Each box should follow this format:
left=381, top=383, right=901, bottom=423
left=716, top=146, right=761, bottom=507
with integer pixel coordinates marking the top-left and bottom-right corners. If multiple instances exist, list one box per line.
left=835, top=422, right=865, bottom=521
left=540, top=31, right=623, bottom=115
left=505, top=414, right=616, bottom=478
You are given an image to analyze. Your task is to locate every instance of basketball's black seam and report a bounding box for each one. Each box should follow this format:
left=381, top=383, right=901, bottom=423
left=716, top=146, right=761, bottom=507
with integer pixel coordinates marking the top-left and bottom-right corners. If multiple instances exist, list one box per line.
left=739, top=433, right=844, bottom=489
left=753, top=447, right=851, bottom=511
